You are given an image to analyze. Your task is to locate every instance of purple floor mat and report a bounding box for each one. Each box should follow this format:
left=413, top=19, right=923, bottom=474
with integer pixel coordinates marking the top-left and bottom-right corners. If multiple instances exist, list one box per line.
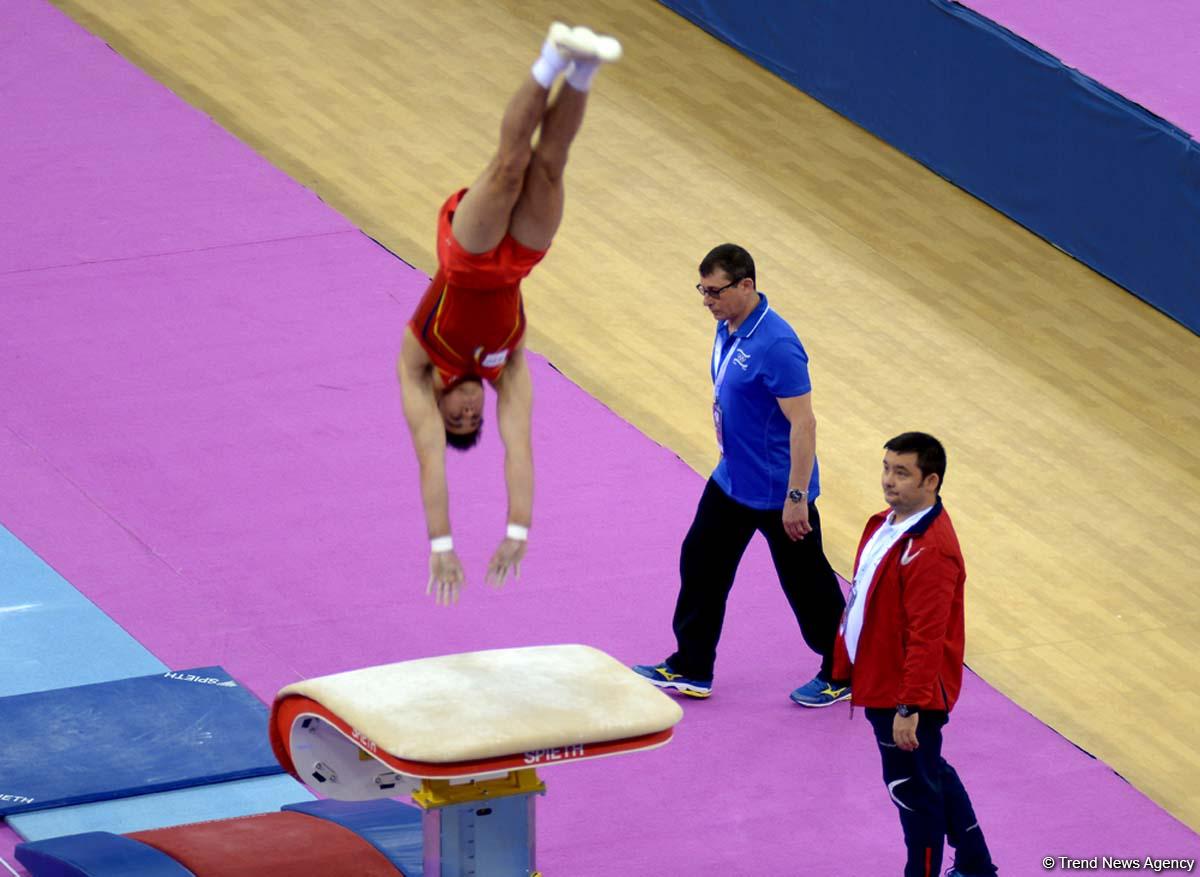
left=4, top=232, right=1197, bottom=873
left=0, top=825, right=24, bottom=877
left=0, top=0, right=347, bottom=276
left=963, top=0, right=1200, bottom=136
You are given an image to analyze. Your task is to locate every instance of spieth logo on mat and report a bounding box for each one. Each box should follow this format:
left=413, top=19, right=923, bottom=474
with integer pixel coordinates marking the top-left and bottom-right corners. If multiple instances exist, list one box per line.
left=164, top=672, right=237, bottom=687
left=0, top=793, right=35, bottom=805
left=523, top=744, right=585, bottom=765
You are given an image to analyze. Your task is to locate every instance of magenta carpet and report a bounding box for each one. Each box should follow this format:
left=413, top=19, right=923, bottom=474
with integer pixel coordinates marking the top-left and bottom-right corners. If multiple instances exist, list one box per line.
left=963, top=0, right=1200, bottom=136
left=3, top=1, right=1198, bottom=873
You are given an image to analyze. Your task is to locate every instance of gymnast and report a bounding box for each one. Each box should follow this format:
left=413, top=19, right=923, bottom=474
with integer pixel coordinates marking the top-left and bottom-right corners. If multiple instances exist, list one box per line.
left=397, top=23, right=621, bottom=604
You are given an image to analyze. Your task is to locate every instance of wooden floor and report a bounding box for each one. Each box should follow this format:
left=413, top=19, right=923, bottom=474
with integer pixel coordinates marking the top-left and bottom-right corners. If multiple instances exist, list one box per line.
left=52, top=0, right=1200, bottom=829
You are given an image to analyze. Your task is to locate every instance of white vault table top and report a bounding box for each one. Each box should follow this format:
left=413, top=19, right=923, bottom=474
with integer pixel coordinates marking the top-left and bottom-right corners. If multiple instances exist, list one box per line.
left=276, top=644, right=684, bottom=764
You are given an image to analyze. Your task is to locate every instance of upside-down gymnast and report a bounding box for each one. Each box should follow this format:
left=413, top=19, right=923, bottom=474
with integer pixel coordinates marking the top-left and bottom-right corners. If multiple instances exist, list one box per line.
left=397, top=23, right=621, bottom=604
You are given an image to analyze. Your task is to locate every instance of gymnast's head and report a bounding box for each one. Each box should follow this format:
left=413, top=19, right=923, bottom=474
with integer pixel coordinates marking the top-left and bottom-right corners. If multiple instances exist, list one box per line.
left=440, top=378, right=484, bottom=451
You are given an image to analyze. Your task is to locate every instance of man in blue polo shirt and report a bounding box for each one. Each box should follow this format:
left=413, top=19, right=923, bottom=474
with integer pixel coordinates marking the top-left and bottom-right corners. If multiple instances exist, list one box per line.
left=634, top=243, right=848, bottom=706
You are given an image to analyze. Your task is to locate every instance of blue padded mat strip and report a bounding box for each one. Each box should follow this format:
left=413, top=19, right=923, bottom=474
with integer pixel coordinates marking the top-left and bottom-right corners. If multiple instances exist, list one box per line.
left=15, top=831, right=196, bottom=877
left=9, top=776, right=312, bottom=843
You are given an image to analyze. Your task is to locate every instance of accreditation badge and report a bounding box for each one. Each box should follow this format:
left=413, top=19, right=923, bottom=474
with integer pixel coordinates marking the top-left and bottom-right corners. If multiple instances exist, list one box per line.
left=712, top=401, right=724, bottom=455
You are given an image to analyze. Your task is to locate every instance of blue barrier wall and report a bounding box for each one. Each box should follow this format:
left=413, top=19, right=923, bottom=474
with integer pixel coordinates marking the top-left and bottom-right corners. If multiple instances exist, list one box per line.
left=659, top=0, right=1200, bottom=334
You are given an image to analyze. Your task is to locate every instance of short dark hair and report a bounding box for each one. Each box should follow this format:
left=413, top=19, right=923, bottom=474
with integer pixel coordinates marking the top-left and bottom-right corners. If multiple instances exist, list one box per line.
left=699, top=243, right=756, bottom=286
left=445, top=424, right=482, bottom=451
left=884, top=432, right=946, bottom=492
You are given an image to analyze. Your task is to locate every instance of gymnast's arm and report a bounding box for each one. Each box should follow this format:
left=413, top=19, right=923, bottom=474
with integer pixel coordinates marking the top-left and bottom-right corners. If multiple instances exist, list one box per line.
left=493, top=343, right=534, bottom=530
left=486, top=344, right=533, bottom=587
left=398, top=328, right=452, bottom=540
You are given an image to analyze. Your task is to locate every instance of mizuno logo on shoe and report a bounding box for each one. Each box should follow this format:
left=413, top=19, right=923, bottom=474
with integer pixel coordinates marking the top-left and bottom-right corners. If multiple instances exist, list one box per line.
left=656, top=667, right=682, bottom=681
left=900, top=542, right=924, bottom=566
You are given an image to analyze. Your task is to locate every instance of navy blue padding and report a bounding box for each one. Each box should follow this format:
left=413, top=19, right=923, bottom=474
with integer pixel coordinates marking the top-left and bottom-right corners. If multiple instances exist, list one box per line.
left=15, top=831, right=196, bottom=877
left=283, top=799, right=424, bottom=876
left=658, top=0, right=1200, bottom=334
left=0, top=667, right=284, bottom=817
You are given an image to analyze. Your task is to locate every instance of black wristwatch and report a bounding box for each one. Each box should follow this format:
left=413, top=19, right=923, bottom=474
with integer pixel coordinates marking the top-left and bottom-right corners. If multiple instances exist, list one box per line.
left=896, top=704, right=920, bottom=718
left=787, top=488, right=808, bottom=504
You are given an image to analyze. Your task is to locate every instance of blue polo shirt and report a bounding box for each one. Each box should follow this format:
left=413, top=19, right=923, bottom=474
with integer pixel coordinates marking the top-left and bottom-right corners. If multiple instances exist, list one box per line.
left=710, top=293, right=821, bottom=510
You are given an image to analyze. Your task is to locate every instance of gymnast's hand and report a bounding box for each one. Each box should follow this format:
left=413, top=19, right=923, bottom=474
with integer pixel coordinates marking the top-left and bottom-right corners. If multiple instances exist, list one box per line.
left=427, top=550, right=466, bottom=606
left=486, top=538, right=526, bottom=589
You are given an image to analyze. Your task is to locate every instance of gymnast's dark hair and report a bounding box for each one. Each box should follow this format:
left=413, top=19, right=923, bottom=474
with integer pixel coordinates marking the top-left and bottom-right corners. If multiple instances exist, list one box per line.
left=445, top=423, right=482, bottom=451
left=884, top=432, right=946, bottom=493
left=699, top=243, right=756, bottom=286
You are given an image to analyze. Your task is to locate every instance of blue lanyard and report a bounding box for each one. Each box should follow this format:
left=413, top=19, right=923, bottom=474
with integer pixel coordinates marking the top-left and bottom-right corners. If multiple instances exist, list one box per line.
left=711, top=334, right=742, bottom=402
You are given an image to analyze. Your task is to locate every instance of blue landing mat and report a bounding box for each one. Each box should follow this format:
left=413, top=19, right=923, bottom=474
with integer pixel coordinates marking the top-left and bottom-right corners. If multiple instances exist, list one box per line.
left=0, top=667, right=283, bottom=818
left=15, top=831, right=196, bottom=877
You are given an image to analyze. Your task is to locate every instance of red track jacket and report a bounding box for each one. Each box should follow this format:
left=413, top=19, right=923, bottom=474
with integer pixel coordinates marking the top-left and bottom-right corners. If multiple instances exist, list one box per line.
left=832, top=500, right=967, bottom=712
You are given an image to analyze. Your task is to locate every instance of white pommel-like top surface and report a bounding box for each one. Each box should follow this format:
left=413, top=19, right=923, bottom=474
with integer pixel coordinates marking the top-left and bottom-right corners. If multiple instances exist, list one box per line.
left=276, top=644, right=684, bottom=763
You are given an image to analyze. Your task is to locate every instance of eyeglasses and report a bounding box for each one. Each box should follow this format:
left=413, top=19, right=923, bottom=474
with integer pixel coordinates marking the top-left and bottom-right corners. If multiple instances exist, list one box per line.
left=696, top=278, right=742, bottom=298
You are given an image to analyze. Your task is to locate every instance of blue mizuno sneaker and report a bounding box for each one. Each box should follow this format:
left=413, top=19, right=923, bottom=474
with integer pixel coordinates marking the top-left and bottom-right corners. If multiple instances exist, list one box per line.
left=788, top=674, right=851, bottom=708
left=631, top=661, right=712, bottom=698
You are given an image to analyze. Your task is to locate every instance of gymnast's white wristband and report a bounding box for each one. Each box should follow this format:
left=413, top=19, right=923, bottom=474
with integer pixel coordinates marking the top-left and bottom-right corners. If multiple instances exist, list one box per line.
left=430, top=536, right=454, bottom=553
left=506, top=524, right=529, bottom=542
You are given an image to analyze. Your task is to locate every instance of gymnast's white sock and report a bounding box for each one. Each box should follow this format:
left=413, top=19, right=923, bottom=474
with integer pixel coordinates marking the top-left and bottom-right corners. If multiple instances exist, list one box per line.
left=531, top=34, right=570, bottom=89
left=565, top=58, right=601, bottom=93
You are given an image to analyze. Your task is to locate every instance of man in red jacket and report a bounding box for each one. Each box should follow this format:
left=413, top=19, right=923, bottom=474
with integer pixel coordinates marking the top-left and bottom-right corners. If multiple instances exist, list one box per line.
left=832, top=433, right=997, bottom=877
